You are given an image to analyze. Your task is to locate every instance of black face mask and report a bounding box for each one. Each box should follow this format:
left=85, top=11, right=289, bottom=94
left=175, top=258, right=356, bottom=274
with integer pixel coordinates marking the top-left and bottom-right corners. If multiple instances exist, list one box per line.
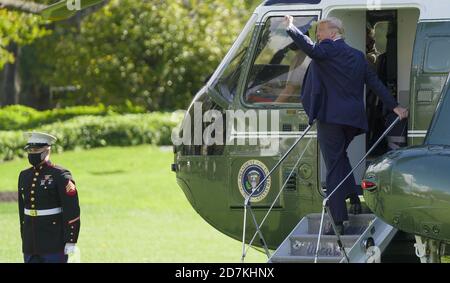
left=28, top=153, right=44, bottom=167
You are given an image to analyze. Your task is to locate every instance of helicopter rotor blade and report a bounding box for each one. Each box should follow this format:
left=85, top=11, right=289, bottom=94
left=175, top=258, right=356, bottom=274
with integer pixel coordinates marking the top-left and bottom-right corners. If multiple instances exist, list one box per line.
left=41, top=0, right=105, bottom=21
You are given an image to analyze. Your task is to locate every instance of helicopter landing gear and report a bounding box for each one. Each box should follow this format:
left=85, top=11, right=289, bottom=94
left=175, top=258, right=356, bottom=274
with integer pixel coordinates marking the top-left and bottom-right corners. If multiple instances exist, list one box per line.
left=414, top=236, right=442, bottom=263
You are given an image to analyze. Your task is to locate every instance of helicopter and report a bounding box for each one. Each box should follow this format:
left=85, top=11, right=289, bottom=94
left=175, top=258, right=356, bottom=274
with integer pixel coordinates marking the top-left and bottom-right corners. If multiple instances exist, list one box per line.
left=171, top=0, right=450, bottom=262
left=362, top=72, right=450, bottom=263
left=39, top=0, right=450, bottom=262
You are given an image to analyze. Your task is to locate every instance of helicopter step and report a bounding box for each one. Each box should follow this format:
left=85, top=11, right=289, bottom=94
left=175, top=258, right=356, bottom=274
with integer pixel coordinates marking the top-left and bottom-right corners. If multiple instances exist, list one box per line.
left=268, top=213, right=398, bottom=263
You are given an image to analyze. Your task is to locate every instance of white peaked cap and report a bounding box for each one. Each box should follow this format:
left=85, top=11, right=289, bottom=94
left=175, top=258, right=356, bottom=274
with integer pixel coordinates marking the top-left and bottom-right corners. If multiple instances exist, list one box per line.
left=24, top=132, right=57, bottom=149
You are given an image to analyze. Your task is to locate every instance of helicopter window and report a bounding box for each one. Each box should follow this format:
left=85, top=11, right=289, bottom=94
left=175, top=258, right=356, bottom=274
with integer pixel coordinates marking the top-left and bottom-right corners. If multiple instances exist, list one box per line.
left=244, top=16, right=317, bottom=106
left=424, top=38, right=450, bottom=73
left=179, top=92, right=226, bottom=156
left=212, top=17, right=256, bottom=102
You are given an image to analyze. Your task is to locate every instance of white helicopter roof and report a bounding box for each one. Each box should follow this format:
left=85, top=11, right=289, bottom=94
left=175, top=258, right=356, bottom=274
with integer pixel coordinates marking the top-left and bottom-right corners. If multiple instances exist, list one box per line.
left=257, top=0, right=450, bottom=21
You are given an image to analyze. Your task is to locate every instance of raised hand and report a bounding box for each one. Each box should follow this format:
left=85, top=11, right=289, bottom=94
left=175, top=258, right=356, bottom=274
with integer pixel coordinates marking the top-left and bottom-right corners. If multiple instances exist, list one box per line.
left=284, top=15, right=294, bottom=28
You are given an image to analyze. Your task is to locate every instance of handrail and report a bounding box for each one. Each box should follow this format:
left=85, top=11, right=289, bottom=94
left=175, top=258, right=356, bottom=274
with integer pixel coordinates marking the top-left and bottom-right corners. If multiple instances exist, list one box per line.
left=314, top=116, right=402, bottom=263
left=241, top=123, right=314, bottom=262
left=244, top=137, right=314, bottom=258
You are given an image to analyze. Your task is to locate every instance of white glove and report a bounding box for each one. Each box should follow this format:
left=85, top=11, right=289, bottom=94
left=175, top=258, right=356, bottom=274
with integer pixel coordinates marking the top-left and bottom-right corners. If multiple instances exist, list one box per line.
left=64, top=243, right=76, bottom=255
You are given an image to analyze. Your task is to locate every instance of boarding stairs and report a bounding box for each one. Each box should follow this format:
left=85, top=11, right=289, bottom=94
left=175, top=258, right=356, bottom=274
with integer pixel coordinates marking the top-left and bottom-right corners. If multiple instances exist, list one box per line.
left=268, top=213, right=397, bottom=263
left=241, top=117, right=406, bottom=263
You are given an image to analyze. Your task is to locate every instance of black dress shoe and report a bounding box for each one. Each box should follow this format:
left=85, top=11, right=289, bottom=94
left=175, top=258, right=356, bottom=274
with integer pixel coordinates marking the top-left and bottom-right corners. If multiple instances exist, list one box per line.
left=349, top=202, right=362, bottom=215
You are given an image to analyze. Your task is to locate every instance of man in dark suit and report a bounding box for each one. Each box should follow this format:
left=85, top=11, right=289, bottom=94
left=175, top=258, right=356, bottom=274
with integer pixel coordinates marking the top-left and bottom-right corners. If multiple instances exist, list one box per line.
left=284, top=16, right=408, bottom=234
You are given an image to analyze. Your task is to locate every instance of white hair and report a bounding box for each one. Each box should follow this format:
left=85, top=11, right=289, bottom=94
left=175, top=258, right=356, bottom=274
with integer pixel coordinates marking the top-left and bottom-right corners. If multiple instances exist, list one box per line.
left=318, top=17, right=345, bottom=38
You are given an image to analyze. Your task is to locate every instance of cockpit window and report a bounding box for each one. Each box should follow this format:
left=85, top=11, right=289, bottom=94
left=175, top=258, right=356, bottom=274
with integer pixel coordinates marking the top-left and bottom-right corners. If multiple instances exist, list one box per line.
left=210, top=14, right=257, bottom=102
left=244, top=16, right=317, bottom=106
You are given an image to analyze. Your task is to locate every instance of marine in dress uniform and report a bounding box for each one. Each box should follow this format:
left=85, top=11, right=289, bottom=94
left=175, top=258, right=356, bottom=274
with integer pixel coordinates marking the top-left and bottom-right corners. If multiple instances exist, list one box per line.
left=284, top=16, right=408, bottom=234
left=18, top=132, right=80, bottom=263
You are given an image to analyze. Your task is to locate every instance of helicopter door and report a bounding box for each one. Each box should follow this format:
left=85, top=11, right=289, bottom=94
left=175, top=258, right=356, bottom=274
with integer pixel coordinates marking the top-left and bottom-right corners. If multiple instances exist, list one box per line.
left=409, top=20, right=450, bottom=145
left=425, top=73, right=450, bottom=145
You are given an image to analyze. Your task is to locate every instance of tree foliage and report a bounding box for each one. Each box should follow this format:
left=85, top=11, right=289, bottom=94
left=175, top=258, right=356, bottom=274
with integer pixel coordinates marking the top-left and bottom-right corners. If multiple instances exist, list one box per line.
left=0, top=7, right=49, bottom=69
left=25, top=0, right=252, bottom=110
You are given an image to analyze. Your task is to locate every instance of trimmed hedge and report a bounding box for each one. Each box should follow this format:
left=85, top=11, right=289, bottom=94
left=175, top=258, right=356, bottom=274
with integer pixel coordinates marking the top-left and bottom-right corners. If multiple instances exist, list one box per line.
left=0, top=104, right=145, bottom=131
left=0, top=112, right=184, bottom=162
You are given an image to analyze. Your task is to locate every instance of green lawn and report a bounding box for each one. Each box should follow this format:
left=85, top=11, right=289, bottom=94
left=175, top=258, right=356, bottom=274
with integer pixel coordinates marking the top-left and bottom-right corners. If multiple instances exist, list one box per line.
left=0, top=146, right=266, bottom=263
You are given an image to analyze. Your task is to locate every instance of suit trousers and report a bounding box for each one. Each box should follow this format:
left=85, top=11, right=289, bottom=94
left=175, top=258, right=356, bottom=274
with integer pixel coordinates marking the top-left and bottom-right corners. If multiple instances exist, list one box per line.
left=24, top=253, right=68, bottom=263
left=317, top=121, right=361, bottom=223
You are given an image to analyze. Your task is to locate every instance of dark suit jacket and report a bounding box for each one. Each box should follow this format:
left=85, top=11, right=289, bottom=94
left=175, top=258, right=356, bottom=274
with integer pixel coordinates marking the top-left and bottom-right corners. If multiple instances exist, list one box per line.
left=286, top=25, right=399, bottom=134
left=18, top=161, right=80, bottom=254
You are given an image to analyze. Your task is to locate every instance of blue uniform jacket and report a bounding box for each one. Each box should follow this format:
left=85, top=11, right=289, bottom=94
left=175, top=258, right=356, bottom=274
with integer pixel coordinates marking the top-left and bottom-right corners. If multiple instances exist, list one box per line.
left=286, top=25, right=399, bottom=134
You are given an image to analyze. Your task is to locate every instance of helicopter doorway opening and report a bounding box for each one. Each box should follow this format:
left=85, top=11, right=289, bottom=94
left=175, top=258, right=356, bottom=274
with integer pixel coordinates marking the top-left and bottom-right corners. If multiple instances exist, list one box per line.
left=319, top=7, right=420, bottom=192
